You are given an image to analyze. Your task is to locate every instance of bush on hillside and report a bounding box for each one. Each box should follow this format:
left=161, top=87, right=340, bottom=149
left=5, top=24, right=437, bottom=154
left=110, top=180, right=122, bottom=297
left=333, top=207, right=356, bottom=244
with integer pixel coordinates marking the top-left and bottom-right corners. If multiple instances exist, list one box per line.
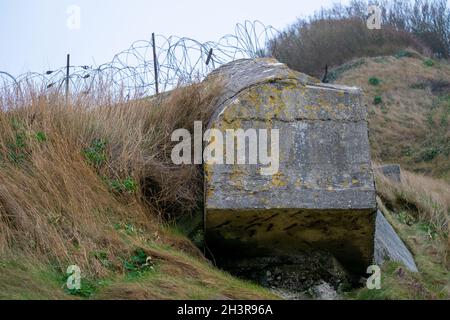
left=269, top=0, right=450, bottom=77
left=269, top=17, right=425, bottom=78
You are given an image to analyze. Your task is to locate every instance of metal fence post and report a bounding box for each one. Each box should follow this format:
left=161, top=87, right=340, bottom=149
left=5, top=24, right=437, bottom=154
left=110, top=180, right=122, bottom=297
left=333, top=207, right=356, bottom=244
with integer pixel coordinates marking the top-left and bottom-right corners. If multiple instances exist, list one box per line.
left=206, top=49, right=213, bottom=66
left=152, top=33, right=159, bottom=94
left=66, top=54, right=70, bottom=106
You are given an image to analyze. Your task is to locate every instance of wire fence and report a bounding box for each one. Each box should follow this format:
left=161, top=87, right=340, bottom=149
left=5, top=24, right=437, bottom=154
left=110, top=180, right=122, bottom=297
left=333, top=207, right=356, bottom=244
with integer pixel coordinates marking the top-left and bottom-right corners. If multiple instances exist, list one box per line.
left=0, top=21, right=279, bottom=103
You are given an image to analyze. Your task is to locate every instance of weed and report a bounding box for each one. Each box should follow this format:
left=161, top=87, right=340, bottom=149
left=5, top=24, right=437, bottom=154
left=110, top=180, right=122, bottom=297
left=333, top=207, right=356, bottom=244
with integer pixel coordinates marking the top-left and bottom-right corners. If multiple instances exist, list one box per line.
left=374, top=95, right=383, bottom=105
left=7, top=132, right=27, bottom=164
left=63, top=272, right=98, bottom=298
left=424, top=59, right=434, bottom=67
left=82, top=138, right=107, bottom=168
left=417, top=222, right=438, bottom=240
left=105, top=177, right=138, bottom=194
left=369, top=77, right=380, bottom=86
left=35, top=131, right=47, bottom=142
left=122, top=177, right=137, bottom=193
left=114, top=222, right=137, bottom=236
left=420, top=147, right=440, bottom=162
left=10, top=117, right=23, bottom=130
left=122, top=248, right=155, bottom=279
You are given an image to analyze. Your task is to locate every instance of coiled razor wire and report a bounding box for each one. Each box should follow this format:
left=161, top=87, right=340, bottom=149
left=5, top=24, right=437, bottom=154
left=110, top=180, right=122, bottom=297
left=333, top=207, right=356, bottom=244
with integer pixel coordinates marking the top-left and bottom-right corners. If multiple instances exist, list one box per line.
left=0, top=21, right=279, bottom=104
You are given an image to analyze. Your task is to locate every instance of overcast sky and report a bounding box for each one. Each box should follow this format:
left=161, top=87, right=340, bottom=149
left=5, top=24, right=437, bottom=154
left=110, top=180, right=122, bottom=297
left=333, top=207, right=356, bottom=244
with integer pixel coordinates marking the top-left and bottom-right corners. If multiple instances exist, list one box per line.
left=0, top=0, right=350, bottom=75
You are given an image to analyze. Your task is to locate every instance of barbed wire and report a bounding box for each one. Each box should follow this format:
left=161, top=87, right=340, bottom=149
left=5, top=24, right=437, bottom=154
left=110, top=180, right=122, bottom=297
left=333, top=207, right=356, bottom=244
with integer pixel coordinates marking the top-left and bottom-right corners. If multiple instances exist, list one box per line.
left=0, top=21, right=279, bottom=103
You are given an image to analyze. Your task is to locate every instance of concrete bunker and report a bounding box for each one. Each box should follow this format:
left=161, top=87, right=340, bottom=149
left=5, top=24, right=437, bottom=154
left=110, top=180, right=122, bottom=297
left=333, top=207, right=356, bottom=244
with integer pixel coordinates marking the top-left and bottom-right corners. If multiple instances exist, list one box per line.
left=203, top=58, right=377, bottom=275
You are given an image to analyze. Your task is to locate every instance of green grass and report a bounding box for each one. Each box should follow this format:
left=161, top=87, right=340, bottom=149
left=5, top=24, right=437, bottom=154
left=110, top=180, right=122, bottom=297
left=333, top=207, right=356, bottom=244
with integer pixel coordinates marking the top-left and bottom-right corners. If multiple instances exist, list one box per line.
left=122, top=248, right=155, bottom=279
left=349, top=261, right=433, bottom=300
left=349, top=200, right=449, bottom=300
left=424, top=59, right=435, bottom=67
left=369, top=77, right=381, bottom=86
left=82, top=138, right=107, bottom=168
left=374, top=95, right=383, bottom=105
left=35, top=131, right=47, bottom=142
left=169, top=206, right=204, bottom=248
left=0, top=235, right=277, bottom=300
left=105, top=176, right=138, bottom=194
left=82, top=138, right=138, bottom=195
left=0, top=258, right=76, bottom=300
left=6, top=131, right=27, bottom=164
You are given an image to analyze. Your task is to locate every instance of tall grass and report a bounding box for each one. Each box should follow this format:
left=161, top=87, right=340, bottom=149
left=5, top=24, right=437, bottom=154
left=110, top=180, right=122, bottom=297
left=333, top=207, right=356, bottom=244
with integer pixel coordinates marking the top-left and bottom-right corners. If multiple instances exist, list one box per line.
left=0, top=81, right=221, bottom=277
left=374, top=166, right=450, bottom=250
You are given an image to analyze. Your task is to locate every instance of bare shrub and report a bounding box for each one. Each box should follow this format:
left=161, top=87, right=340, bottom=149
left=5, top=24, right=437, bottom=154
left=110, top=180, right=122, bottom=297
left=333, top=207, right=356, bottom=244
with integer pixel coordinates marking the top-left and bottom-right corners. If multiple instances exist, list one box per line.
left=269, top=0, right=450, bottom=77
left=269, top=17, right=426, bottom=78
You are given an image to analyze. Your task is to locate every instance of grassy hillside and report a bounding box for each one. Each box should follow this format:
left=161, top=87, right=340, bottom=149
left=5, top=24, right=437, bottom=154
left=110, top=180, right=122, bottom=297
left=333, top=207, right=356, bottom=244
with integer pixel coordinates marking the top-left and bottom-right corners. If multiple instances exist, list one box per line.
left=1, top=52, right=449, bottom=300
left=329, top=51, right=450, bottom=299
left=0, top=83, right=276, bottom=300
left=349, top=167, right=449, bottom=299
left=331, top=51, right=450, bottom=182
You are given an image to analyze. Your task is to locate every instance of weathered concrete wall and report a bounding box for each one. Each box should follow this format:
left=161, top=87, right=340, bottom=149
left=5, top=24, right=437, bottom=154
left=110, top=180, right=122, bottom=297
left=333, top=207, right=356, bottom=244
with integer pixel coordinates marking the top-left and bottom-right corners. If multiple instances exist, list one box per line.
left=375, top=210, right=418, bottom=272
left=204, top=58, right=377, bottom=274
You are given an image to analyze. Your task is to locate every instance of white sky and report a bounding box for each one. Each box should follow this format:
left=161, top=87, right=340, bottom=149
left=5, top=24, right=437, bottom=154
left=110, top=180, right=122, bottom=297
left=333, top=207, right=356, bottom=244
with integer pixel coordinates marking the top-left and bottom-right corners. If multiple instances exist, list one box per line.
left=0, top=0, right=350, bottom=75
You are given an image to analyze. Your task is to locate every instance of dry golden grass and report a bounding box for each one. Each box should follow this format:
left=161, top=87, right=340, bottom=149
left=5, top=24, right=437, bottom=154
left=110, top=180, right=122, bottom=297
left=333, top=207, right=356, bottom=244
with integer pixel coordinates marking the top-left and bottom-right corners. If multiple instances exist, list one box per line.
left=0, top=81, right=276, bottom=299
left=374, top=165, right=450, bottom=257
left=334, top=52, right=450, bottom=181
left=355, top=166, right=450, bottom=300
left=335, top=52, right=450, bottom=275
left=0, top=81, right=271, bottom=294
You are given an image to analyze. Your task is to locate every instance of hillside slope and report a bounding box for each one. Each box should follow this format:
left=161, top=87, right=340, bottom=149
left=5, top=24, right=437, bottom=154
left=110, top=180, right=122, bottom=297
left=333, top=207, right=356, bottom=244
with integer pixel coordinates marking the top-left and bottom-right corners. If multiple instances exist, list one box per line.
left=330, top=52, right=450, bottom=299
left=330, top=51, right=450, bottom=182
left=0, top=83, right=276, bottom=300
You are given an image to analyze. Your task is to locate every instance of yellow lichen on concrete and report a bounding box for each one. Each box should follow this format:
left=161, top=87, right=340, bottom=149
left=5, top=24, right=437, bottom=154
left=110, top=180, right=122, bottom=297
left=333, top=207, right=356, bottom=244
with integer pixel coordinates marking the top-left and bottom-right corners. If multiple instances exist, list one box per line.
left=229, top=167, right=244, bottom=190
left=271, top=172, right=287, bottom=187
